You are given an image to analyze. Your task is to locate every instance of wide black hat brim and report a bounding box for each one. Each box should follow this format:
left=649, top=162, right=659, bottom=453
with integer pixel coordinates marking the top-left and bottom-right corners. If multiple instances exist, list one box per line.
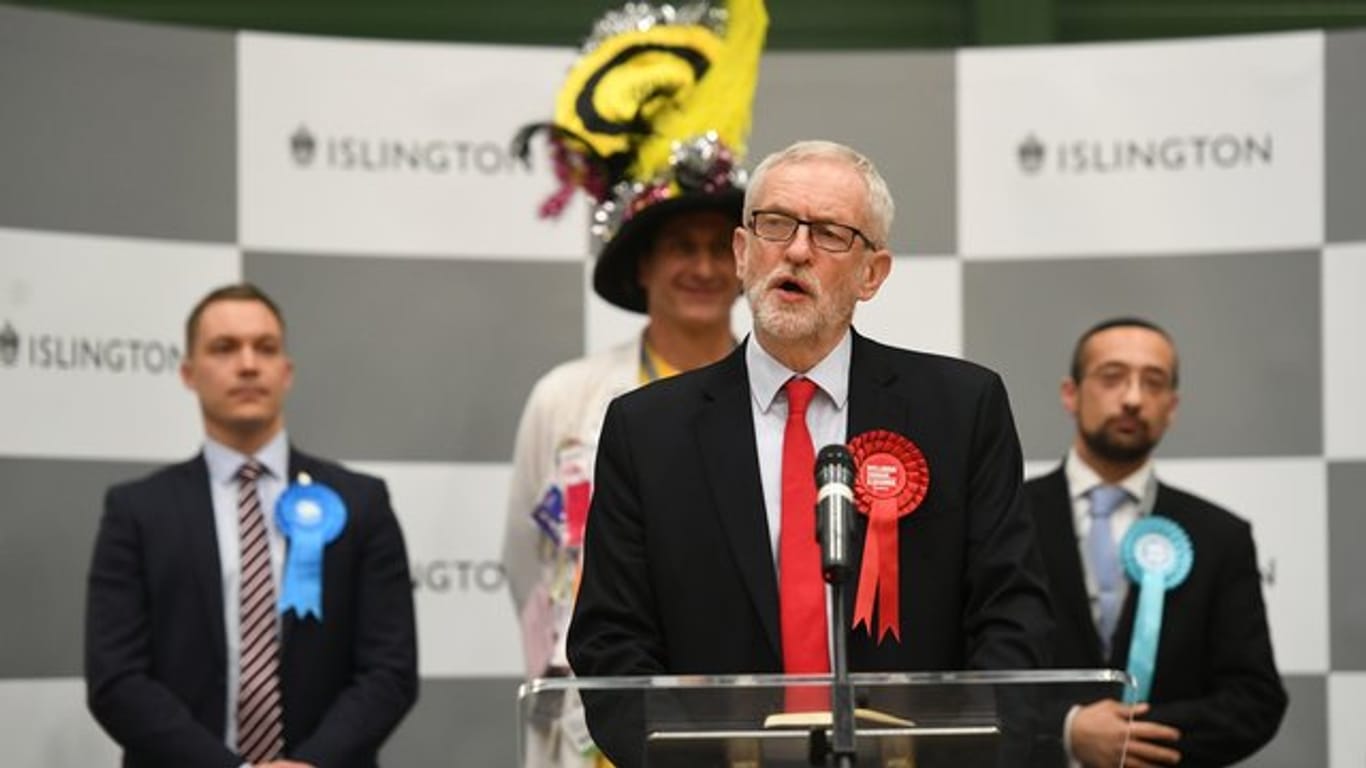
left=592, top=189, right=744, bottom=313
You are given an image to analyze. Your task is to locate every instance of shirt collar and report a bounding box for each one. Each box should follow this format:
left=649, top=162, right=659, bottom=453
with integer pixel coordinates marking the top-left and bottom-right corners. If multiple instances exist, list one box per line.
left=1064, top=445, right=1154, bottom=507
left=203, top=429, right=290, bottom=485
left=745, top=330, right=852, bottom=413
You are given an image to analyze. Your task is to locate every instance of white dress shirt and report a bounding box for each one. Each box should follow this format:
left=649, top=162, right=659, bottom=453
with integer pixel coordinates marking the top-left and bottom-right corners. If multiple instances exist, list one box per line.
left=745, top=331, right=853, bottom=563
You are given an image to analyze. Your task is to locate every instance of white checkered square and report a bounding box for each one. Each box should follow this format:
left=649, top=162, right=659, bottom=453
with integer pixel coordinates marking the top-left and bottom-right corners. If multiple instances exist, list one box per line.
left=1324, top=243, right=1366, bottom=459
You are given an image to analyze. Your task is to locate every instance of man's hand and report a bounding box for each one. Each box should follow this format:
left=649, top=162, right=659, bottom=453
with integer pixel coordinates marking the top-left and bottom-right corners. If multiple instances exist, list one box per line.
left=1071, top=699, right=1182, bottom=768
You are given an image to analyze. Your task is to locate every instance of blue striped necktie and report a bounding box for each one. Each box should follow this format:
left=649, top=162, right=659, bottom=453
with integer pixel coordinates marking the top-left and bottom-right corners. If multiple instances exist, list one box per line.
left=1087, top=484, right=1129, bottom=659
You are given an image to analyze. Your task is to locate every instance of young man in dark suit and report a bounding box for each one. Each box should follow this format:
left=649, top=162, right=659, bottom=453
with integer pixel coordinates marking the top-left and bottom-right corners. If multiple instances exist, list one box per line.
left=568, top=141, right=1054, bottom=763
left=85, top=283, right=417, bottom=768
left=1026, top=317, right=1286, bottom=768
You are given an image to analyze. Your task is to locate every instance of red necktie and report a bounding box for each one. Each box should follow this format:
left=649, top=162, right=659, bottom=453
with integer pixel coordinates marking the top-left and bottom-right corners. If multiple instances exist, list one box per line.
left=780, top=378, right=830, bottom=688
left=236, top=461, right=284, bottom=762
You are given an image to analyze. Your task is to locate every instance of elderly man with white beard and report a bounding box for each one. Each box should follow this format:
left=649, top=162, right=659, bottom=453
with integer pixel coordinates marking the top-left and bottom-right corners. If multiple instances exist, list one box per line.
left=567, top=140, right=1054, bottom=766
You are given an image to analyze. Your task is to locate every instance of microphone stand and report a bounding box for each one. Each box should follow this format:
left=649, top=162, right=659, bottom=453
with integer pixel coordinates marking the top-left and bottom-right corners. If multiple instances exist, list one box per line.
left=826, top=567, right=856, bottom=768
left=813, top=444, right=857, bottom=767
left=808, top=445, right=852, bottom=759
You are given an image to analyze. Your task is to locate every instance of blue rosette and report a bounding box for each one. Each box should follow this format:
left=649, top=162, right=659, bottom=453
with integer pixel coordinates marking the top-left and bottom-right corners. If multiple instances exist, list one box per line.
left=1120, top=516, right=1194, bottom=703
left=275, top=472, right=347, bottom=621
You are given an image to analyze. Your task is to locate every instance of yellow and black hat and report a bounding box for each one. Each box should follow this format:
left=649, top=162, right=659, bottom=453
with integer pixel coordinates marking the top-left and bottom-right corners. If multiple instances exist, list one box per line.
left=514, top=0, right=768, bottom=313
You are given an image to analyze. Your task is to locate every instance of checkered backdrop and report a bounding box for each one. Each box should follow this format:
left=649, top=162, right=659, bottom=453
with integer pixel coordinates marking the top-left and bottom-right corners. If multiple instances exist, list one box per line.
left=1, top=5, right=1362, bottom=765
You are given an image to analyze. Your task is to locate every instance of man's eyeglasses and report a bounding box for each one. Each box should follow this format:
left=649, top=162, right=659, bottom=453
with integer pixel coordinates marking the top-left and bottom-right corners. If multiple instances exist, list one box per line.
left=747, top=210, right=877, bottom=253
left=1087, top=366, right=1175, bottom=396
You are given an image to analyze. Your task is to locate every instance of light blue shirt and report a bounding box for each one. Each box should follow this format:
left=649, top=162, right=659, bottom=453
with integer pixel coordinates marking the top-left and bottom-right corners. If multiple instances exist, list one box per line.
left=202, top=429, right=289, bottom=756
left=744, top=331, right=853, bottom=564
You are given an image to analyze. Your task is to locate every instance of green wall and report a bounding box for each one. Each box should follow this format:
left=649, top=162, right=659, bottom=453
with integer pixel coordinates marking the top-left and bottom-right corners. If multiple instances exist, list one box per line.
left=7, top=0, right=1366, bottom=47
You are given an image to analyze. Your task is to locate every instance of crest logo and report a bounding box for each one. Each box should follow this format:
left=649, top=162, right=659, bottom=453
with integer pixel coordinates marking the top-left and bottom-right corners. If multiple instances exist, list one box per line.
left=291, top=125, right=317, bottom=166
left=0, top=321, right=18, bottom=367
left=1018, top=134, right=1045, bottom=175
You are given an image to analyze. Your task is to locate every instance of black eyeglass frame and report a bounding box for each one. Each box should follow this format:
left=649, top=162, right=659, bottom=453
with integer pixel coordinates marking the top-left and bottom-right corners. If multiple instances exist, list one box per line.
left=746, top=209, right=880, bottom=252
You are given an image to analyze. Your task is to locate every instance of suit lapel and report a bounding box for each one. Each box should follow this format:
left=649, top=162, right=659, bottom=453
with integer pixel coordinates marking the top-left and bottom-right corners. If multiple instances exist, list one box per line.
left=178, top=455, right=228, bottom=664
left=845, top=333, right=906, bottom=454
left=1039, top=466, right=1108, bottom=666
left=696, top=345, right=782, bottom=658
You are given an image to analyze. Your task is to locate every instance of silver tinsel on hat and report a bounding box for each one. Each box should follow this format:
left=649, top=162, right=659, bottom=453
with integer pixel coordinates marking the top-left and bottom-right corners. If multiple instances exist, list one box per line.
left=589, top=131, right=747, bottom=251
left=582, top=2, right=728, bottom=54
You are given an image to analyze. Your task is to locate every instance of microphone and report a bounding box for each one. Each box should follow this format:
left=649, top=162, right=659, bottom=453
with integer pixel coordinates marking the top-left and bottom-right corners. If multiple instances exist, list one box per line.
left=814, top=444, right=856, bottom=583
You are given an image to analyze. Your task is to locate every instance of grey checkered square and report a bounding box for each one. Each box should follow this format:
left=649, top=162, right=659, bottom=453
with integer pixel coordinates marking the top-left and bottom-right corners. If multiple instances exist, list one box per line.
left=245, top=252, right=584, bottom=463
left=963, top=250, right=1322, bottom=461
left=0, top=5, right=235, bottom=241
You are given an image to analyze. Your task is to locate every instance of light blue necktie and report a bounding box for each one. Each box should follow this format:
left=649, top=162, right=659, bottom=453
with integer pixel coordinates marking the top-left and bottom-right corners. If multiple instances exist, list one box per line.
left=1087, top=484, right=1129, bottom=659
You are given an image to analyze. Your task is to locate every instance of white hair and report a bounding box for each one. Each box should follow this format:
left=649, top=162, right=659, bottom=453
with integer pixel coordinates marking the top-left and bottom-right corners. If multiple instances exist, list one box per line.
left=743, top=140, right=895, bottom=247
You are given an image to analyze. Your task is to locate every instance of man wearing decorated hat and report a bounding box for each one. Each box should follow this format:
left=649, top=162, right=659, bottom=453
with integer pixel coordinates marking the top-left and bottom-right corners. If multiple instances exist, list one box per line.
left=567, top=139, right=1055, bottom=764
left=85, top=283, right=418, bottom=768
left=502, top=1, right=767, bottom=765
left=1026, top=317, right=1286, bottom=767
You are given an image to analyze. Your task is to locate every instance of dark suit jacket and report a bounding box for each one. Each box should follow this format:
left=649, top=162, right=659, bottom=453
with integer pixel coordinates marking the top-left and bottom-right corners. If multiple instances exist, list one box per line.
left=1026, top=465, right=1286, bottom=767
left=567, top=332, right=1053, bottom=761
left=85, top=448, right=418, bottom=768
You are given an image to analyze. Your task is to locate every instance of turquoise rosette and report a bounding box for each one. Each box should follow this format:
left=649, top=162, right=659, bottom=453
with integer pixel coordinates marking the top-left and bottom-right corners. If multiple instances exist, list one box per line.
left=1120, top=516, right=1194, bottom=703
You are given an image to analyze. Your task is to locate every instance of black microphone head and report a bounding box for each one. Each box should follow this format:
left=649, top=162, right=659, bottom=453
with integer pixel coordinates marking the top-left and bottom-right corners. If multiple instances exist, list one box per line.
left=815, top=444, right=855, bottom=482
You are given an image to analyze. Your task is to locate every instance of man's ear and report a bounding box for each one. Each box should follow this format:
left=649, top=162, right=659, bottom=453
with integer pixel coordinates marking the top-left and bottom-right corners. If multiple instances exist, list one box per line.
left=856, top=249, right=893, bottom=302
left=1060, top=375, right=1079, bottom=417
left=179, top=357, right=195, bottom=391
left=732, top=226, right=749, bottom=279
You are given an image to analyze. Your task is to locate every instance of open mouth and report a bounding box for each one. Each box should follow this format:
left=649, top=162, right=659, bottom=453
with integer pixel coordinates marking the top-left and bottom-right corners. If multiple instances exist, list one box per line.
left=770, top=275, right=812, bottom=299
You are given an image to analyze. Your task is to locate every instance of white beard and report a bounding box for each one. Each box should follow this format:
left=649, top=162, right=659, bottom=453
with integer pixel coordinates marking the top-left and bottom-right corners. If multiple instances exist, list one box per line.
left=744, top=263, right=861, bottom=344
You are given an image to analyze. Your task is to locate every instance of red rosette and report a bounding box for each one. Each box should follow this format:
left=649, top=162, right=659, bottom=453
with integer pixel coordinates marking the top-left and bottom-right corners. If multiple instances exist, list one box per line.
left=848, top=429, right=930, bottom=643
